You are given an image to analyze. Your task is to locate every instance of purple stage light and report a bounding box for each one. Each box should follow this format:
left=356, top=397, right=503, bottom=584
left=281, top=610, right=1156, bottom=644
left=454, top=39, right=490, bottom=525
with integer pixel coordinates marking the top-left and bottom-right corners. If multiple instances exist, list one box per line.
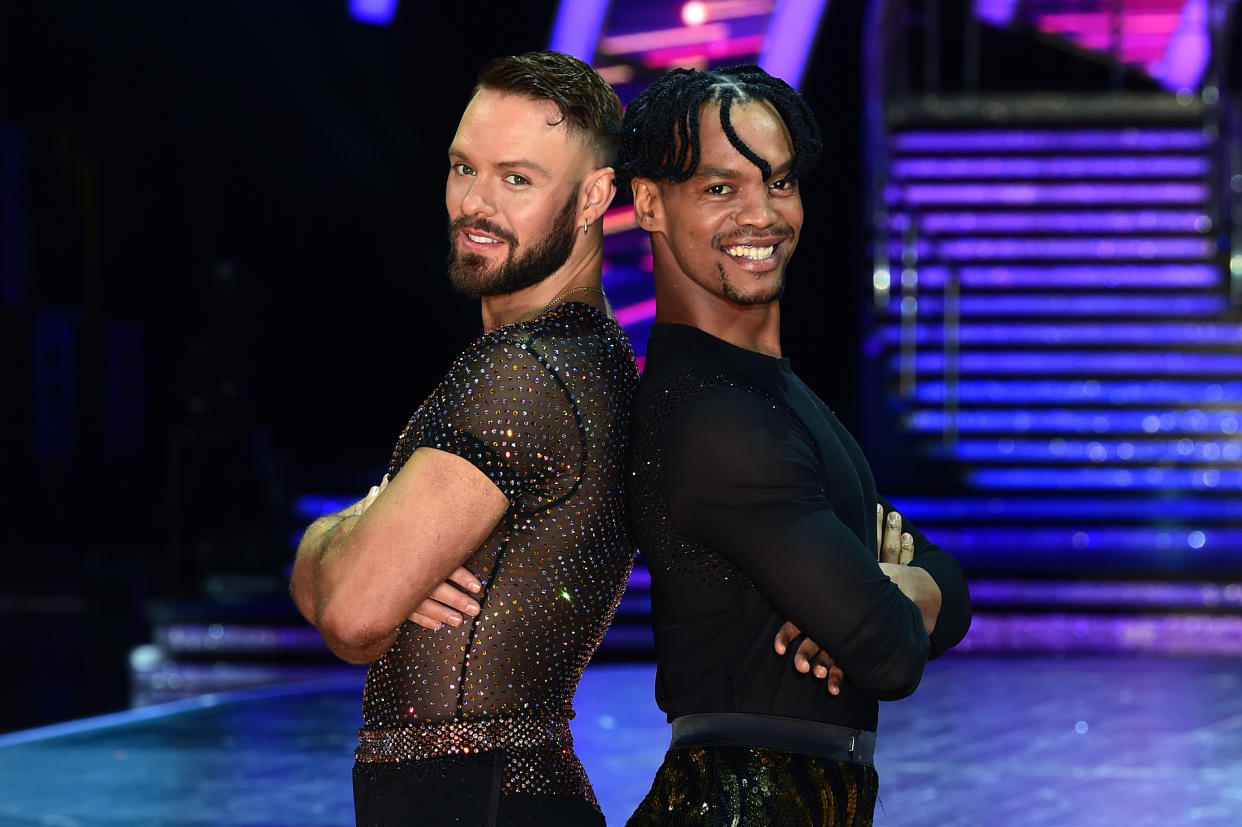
left=955, top=614, right=1242, bottom=656
left=891, top=181, right=1208, bottom=206
left=936, top=531, right=1242, bottom=569
left=973, top=0, right=1021, bottom=27
left=1152, top=0, right=1210, bottom=91
left=901, top=292, right=1227, bottom=316
left=349, top=0, right=398, bottom=25
left=905, top=210, right=1207, bottom=234
left=912, top=379, right=1242, bottom=405
left=907, top=408, right=1242, bottom=434
left=902, top=350, right=1242, bottom=375
left=878, top=321, right=1242, bottom=346
left=895, top=237, right=1214, bottom=261
left=892, top=129, right=1207, bottom=152
left=948, top=438, right=1242, bottom=463
left=613, top=297, right=656, bottom=327
left=549, top=0, right=610, bottom=61
left=757, top=0, right=829, bottom=88
left=888, top=494, right=1242, bottom=521
left=914, top=263, right=1219, bottom=288
left=967, top=467, right=1242, bottom=490
left=890, top=156, right=1209, bottom=179
left=967, top=577, right=1242, bottom=608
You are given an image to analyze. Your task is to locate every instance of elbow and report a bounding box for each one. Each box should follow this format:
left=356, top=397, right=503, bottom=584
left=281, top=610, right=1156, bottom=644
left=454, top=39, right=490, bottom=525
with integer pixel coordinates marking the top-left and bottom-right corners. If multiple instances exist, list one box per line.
left=844, top=628, right=929, bottom=701
left=860, top=648, right=927, bottom=701
left=317, top=598, right=397, bottom=664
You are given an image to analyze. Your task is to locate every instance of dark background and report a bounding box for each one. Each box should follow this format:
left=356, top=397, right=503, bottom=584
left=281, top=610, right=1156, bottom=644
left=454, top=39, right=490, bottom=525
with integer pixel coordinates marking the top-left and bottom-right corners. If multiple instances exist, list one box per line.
left=0, top=0, right=1130, bottom=731
left=0, top=0, right=875, bottom=731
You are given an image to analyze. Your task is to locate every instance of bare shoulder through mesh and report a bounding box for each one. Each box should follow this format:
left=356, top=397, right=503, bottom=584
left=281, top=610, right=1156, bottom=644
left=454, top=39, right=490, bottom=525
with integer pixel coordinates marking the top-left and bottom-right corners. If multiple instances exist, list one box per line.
left=388, top=327, right=583, bottom=512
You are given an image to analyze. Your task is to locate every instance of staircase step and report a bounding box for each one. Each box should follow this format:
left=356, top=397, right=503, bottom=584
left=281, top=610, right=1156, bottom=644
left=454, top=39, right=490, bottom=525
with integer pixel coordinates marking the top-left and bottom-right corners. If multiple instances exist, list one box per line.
left=890, top=236, right=1215, bottom=261
left=878, top=321, right=1242, bottom=347
left=907, top=379, right=1242, bottom=404
left=890, top=350, right=1242, bottom=375
left=965, top=466, right=1242, bottom=490
left=891, top=155, right=1209, bottom=179
left=905, top=408, right=1242, bottom=434
left=892, top=128, right=1207, bottom=153
left=893, top=209, right=1210, bottom=234
left=936, top=438, right=1242, bottom=464
left=887, top=493, right=1242, bottom=521
left=884, top=292, right=1230, bottom=317
left=910, top=528, right=1241, bottom=571
left=909, top=264, right=1220, bottom=289
left=969, top=577, right=1242, bottom=610
left=889, top=180, right=1208, bottom=206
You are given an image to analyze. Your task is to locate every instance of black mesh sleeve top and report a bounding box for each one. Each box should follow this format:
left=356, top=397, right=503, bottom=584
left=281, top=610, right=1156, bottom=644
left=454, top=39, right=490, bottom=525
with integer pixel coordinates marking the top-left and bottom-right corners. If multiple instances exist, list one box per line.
left=354, top=302, right=639, bottom=814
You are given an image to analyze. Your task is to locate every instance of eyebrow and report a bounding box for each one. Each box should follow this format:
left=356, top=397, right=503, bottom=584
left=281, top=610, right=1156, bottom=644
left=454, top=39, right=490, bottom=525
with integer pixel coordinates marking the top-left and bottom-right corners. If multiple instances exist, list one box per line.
left=447, top=146, right=552, bottom=180
left=692, top=158, right=795, bottom=181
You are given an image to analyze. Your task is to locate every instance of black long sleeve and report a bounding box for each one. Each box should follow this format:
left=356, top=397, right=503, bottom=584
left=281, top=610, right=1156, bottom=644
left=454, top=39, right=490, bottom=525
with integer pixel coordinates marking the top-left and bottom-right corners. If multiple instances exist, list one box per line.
left=662, top=386, right=929, bottom=700
left=878, top=495, right=972, bottom=658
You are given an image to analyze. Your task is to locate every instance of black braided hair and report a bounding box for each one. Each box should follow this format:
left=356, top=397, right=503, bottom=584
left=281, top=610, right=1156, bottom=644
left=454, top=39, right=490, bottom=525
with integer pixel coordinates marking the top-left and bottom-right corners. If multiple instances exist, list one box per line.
left=616, top=64, right=822, bottom=189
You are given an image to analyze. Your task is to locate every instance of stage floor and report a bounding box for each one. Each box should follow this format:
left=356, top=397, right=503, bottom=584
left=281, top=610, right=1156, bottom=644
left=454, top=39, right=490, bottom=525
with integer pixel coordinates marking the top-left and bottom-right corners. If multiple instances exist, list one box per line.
left=2, top=654, right=1240, bottom=825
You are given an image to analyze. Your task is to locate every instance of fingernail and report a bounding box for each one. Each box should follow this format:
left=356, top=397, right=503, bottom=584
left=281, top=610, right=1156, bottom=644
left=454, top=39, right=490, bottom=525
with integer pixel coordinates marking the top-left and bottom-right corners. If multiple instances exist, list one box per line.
left=369, top=486, right=379, bottom=497
left=888, top=512, right=899, bottom=526
left=815, top=667, right=827, bottom=678
left=382, top=473, right=390, bottom=484
left=469, top=582, right=482, bottom=593
left=447, top=614, right=463, bottom=626
left=465, top=603, right=479, bottom=615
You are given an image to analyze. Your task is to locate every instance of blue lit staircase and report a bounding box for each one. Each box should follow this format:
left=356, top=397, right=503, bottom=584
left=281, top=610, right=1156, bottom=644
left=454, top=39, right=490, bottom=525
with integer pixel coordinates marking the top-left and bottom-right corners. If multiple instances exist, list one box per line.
left=872, top=103, right=1242, bottom=586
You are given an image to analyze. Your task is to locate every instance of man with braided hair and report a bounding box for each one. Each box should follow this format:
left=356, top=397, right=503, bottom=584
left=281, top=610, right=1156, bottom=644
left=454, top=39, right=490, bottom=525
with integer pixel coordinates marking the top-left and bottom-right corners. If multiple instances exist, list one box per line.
left=291, top=51, right=637, bottom=825
left=619, top=65, right=971, bottom=825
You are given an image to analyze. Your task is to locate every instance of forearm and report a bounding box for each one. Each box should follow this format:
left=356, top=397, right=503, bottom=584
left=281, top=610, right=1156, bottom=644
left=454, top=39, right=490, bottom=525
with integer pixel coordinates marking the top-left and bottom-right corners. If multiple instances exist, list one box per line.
left=880, top=562, right=941, bottom=635
left=291, top=511, right=351, bottom=624
left=878, top=496, right=972, bottom=654
left=291, top=507, right=401, bottom=663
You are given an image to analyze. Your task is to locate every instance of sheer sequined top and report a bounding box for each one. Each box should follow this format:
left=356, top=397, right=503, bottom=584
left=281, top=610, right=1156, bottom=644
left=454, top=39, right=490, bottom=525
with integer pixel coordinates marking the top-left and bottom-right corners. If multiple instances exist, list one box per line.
left=356, top=302, right=638, bottom=807
left=627, top=324, right=971, bottom=732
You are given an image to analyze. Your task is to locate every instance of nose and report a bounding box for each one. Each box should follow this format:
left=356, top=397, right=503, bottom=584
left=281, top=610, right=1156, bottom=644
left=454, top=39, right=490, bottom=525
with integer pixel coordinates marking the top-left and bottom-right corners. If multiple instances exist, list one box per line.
left=454, top=176, right=495, bottom=218
left=734, top=188, right=778, bottom=229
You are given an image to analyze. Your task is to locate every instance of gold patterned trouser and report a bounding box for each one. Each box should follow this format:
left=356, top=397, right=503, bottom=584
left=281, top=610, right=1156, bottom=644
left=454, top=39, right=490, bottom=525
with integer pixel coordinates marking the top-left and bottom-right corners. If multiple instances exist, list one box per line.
left=627, top=745, right=878, bottom=827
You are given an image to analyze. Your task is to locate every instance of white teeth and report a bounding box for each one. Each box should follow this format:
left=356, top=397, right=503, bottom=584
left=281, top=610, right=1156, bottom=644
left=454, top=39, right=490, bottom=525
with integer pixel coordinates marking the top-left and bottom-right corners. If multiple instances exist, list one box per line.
left=725, top=245, right=775, bottom=260
left=467, top=233, right=501, bottom=244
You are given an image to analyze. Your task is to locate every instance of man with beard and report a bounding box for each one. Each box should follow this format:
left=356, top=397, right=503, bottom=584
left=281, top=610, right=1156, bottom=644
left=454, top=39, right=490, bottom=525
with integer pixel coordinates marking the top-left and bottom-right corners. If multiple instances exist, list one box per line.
left=291, top=51, right=637, bottom=826
left=617, top=65, right=971, bottom=825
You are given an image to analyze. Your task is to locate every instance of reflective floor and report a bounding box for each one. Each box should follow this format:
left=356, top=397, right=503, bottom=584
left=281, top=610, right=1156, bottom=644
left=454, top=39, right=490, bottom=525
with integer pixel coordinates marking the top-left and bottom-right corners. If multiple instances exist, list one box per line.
left=1, top=654, right=1240, bottom=825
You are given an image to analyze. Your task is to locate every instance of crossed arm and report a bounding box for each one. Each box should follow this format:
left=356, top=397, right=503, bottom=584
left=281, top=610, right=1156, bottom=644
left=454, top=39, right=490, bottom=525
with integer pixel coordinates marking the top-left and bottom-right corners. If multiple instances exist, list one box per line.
left=776, top=504, right=945, bottom=694
left=290, top=447, right=508, bottom=664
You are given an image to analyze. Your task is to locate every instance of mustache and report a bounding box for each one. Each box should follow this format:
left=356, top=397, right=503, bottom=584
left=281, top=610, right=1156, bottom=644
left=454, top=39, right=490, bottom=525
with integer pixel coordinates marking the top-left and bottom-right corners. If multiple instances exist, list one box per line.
left=449, top=215, right=518, bottom=248
left=711, top=226, right=797, bottom=247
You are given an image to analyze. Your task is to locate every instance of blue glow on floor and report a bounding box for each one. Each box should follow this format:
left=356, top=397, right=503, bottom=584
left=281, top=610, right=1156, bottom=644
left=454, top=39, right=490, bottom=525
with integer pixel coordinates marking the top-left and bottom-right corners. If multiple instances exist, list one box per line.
left=4, top=658, right=1242, bottom=825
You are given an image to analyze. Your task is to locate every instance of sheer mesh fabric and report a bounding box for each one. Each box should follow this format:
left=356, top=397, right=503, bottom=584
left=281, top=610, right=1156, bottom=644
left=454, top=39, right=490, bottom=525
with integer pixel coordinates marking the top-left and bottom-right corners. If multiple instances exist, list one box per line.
left=355, top=302, right=638, bottom=812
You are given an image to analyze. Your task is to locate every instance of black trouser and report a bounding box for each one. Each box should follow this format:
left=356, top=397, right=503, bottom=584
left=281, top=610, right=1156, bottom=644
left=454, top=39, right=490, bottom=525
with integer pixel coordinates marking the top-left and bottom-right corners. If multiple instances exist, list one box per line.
left=353, top=753, right=605, bottom=827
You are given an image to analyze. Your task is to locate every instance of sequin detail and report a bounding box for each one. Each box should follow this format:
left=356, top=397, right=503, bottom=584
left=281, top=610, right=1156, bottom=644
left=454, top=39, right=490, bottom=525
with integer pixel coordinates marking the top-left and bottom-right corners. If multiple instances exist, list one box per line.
left=627, top=746, right=878, bottom=826
left=356, top=302, right=638, bottom=812
left=356, top=713, right=592, bottom=802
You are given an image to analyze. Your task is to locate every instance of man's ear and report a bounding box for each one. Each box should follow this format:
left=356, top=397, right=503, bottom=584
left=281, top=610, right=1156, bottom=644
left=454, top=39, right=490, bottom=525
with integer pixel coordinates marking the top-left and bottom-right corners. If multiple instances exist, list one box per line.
left=631, top=177, right=665, bottom=234
left=581, top=166, right=617, bottom=226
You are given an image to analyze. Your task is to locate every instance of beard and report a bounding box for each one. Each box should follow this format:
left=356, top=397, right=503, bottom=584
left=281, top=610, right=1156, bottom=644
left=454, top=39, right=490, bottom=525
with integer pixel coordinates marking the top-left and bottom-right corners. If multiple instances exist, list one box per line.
left=718, top=262, right=786, bottom=305
left=448, top=184, right=581, bottom=298
left=712, top=226, right=797, bottom=306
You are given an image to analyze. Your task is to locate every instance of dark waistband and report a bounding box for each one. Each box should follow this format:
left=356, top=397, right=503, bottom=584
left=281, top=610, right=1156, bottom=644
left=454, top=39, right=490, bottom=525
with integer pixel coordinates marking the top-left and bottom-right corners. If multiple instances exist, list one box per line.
left=669, top=712, right=876, bottom=766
